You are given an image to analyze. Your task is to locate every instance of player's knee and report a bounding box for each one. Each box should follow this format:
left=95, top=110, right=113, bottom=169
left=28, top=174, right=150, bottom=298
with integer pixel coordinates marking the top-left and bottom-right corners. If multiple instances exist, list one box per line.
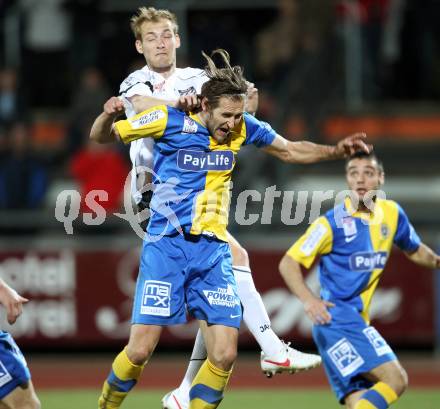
left=230, top=242, right=249, bottom=267
left=209, top=344, right=237, bottom=371
left=125, top=343, right=154, bottom=366
left=381, top=365, right=408, bottom=397
left=392, top=366, right=408, bottom=396
left=30, top=396, right=41, bottom=409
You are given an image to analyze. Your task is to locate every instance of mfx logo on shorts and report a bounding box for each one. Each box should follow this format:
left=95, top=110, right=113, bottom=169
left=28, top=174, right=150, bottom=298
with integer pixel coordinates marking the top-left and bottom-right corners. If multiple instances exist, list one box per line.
left=327, top=338, right=364, bottom=377
left=349, top=251, right=388, bottom=272
left=177, top=150, right=234, bottom=172
left=363, top=327, right=393, bottom=356
left=140, top=280, right=171, bottom=316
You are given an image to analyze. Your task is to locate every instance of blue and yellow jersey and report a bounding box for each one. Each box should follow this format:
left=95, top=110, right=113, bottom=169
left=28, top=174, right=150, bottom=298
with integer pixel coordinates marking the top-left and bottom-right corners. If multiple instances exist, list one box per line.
left=115, top=105, right=276, bottom=241
left=287, top=198, right=421, bottom=323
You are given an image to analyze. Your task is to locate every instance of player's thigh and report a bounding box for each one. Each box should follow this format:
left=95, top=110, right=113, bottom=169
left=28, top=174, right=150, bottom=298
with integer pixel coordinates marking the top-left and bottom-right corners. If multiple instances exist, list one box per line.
left=225, top=231, right=249, bottom=266
left=199, top=320, right=238, bottom=370
left=1, top=380, right=40, bottom=409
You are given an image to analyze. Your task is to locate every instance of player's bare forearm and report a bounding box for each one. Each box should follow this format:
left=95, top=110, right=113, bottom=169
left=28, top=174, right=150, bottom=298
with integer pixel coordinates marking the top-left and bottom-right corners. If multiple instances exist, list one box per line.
left=279, top=254, right=333, bottom=325
left=131, top=95, right=175, bottom=113
left=90, top=97, right=124, bottom=143
left=90, top=111, right=120, bottom=143
left=279, top=255, right=316, bottom=303
left=405, top=243, right=440, bottom=269
left=263, top=133, right=370, bottom=164
left=263, top=137, right=335, bottom=164
left=131, top=94, right=200, bottom=113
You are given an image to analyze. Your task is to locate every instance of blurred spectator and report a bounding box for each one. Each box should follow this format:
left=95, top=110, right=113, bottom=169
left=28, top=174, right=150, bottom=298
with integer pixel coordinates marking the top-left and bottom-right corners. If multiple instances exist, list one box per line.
left=70, top=140, right=129, bottom=214
left=255, top=0, right=300, bottom=82
left=67, top=67, right=110, bottom=155
left=0, top=67, right=27, bottom=126
left=255, top=0, right=337, bottom=140
left=20, top=0, right=72, bottom=106
left=0, top=122, right=48, bottom=209
left=336, top=0, right=407, bottom=100
left=65, top=0, right=101, bottom=73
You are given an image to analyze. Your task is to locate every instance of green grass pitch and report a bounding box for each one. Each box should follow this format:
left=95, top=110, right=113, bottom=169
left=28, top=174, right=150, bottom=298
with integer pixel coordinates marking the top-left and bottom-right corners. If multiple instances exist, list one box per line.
left=39, top=389, right=440, bottom=409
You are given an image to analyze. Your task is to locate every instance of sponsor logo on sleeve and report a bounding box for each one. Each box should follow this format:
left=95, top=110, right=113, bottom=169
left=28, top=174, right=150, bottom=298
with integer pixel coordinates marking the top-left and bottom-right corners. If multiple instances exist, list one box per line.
left=177, top=150, right=234, bottom=171
left=140, top=280, right=171, bottom=316
left=182, top=116, right=198, bottom=134
left=349, top=251, right=388, bottom=272
left=300, top=223, right=327, bottom=256
left=130, top=109, right=165, bottom=129
left=327, top=338, right=364, bottom=377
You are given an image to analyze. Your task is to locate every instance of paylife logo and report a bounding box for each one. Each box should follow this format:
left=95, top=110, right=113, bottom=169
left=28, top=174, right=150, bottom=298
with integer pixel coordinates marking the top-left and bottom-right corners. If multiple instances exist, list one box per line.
left=177, top=150, right=234, bottom=172
left=349, top=251, right=388, bottom=272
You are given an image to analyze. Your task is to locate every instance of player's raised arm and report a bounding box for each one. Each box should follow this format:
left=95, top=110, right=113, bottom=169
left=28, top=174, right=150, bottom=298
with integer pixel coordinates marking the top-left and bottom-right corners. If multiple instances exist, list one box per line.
left=404, top=243, right=440, bottom=269
left=90, top=96, right=125, bottom=143
left=262, top=132, right=370, bottom=164
left=131, top=94, right=201, bottom=113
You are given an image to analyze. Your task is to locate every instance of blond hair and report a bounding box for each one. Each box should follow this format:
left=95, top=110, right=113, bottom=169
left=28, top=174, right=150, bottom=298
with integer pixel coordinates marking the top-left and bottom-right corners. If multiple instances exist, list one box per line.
left=201, top=49, right=248, bottom=109
left=130, top=7, right=178, bottom=39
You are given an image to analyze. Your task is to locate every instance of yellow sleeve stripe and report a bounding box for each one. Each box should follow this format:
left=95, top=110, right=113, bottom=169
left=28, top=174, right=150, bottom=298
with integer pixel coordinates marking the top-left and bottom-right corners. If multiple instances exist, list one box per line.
left=286, top=217, right=333, bottom=269
left=115, top=105, right=168, bottom=144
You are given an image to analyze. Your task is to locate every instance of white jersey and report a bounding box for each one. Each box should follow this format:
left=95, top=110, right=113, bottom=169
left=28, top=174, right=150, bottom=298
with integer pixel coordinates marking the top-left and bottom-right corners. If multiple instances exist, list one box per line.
left=119, top=66, right=208, bottom=204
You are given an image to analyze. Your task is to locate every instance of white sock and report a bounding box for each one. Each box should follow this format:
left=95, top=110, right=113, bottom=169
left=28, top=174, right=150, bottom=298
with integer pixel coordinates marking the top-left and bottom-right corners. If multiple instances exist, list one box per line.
left=233, top=265, right=284, bottom=358
left=176, top=328, right=206, bottom=403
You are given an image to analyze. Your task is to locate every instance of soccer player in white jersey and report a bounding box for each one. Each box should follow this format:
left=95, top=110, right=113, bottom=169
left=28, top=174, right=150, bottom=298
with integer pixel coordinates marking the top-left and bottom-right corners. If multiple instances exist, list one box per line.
left=118, top=7, right=321, bottom=409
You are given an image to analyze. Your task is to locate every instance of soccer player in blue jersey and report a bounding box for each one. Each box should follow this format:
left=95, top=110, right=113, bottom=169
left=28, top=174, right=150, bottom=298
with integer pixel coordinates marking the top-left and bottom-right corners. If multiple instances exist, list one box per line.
left=279, top=151, right=440, bottom=409
left=0, top=278, right=40, bottom=409
left=91, top=49, right=369, bottom=409
left=113, top=11, right=323, bottom=406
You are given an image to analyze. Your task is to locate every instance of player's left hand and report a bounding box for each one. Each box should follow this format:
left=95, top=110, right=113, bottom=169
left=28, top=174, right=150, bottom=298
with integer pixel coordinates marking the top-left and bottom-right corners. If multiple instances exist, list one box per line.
left=334, top=132, right=371, bottom=158
left=245, top=81, right=259, bottom=115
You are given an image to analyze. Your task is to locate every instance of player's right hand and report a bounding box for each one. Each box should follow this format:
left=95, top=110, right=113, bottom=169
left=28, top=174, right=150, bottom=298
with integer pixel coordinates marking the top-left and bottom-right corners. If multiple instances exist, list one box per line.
left=103, top=96, right=125, bottom=118
left=303, top=296, right=334, bottom=325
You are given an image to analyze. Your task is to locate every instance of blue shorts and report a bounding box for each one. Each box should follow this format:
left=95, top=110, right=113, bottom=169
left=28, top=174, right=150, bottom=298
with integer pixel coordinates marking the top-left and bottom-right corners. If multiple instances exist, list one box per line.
left=132, top=233, right=242, bottom=328
left=0, top=332, right=31, bottom=399
left=312, top=304, right=396, bottom=403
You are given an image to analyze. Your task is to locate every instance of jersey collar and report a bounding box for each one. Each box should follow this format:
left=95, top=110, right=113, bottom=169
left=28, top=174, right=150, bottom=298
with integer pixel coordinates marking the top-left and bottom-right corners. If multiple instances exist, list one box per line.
left=344, top=196, right=380, bottom=221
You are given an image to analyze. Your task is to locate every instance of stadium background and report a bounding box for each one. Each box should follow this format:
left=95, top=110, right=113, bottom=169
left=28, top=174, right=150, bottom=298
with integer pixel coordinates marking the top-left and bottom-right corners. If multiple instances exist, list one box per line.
left=0, top=0, right=439, bottom=408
